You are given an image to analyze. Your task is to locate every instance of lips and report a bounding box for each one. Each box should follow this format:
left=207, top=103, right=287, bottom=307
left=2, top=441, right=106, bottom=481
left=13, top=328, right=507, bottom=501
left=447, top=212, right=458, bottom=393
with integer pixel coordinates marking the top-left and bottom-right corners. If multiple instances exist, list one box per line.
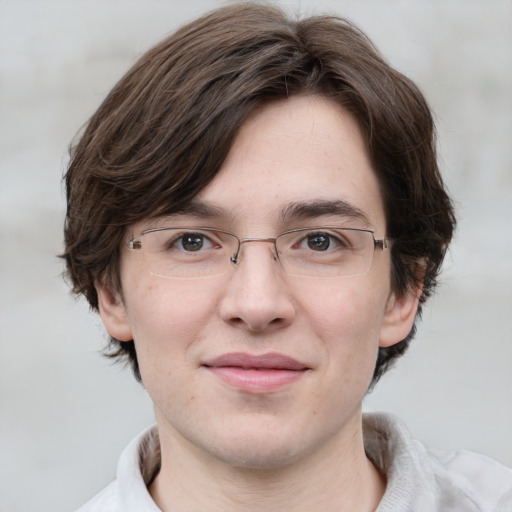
left=202, top=352, right=310, bottom=393
left=204, top=352, right=308, bottom=371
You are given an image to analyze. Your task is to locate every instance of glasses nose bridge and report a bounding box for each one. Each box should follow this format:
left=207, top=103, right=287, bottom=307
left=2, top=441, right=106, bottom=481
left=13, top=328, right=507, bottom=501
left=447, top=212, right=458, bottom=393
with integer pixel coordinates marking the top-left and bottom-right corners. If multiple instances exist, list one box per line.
left=230, top=236, right=279, bottom=265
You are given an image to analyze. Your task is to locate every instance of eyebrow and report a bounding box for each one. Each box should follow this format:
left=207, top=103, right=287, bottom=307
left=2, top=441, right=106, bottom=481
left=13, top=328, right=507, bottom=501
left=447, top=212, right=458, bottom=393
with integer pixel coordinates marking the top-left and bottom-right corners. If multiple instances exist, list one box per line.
left=158, top=198, right=371, bottom=227
left=278, top=199, right=372, bottom=227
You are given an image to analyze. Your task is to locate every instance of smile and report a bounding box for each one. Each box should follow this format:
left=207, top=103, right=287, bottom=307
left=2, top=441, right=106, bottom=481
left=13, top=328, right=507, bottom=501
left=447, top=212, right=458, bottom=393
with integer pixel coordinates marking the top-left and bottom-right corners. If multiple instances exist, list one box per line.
left=202, top=352, right=310, bottom=393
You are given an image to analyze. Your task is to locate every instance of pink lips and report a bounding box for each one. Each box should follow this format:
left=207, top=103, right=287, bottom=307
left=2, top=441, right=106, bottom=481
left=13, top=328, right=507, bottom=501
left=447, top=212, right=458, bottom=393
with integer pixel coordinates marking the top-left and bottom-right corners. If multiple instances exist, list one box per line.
left=203, top=352, right=309, bottom=393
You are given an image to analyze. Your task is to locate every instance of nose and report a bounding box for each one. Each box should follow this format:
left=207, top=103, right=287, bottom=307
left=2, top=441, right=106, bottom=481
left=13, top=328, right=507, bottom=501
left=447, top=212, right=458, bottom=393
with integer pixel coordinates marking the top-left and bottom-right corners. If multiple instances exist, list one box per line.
left=218, top=242, right=296, bottom=333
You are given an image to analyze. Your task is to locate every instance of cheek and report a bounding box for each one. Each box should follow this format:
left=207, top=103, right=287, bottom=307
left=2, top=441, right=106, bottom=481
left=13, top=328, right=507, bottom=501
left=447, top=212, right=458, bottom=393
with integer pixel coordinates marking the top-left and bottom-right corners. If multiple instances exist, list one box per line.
left=298, top=279, right=387, bottom=344
left=123, top=279, right=218, bottom=368
left=294, top=278, right=389, bottom=389
left=124, top=281, right=221, bottom=415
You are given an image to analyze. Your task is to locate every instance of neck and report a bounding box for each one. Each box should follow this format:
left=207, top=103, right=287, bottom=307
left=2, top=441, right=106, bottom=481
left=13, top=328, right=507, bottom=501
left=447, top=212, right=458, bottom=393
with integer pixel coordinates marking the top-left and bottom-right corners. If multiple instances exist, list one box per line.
left=149, top=412, right=385, bottom=512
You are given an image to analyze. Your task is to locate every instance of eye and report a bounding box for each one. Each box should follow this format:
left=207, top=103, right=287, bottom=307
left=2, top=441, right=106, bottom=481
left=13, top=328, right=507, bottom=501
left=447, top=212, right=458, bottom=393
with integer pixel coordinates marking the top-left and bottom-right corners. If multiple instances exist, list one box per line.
left=305, top=232, right=332, bottom=251
left=176, top=232, right=213, bottom=252
left=299, top=231, right=350, bottom=252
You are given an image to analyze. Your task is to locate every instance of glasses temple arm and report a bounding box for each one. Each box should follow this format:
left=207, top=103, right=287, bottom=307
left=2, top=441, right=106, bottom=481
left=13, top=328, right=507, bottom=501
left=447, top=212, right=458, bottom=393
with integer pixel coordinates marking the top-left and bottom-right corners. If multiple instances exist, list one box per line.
left=375, top=237, right=395, bottom=250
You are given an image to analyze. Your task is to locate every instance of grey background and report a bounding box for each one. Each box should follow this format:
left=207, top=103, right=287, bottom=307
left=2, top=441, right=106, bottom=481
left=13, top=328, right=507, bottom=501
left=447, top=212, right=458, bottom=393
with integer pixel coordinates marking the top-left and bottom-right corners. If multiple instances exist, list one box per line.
left=1, top=1, right=511, bottom=511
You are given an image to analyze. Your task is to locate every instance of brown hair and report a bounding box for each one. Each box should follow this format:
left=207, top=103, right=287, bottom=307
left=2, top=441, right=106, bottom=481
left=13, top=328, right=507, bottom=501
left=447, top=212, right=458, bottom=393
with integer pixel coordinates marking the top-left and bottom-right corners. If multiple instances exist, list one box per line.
left=63, top=3, right=456, bottom=386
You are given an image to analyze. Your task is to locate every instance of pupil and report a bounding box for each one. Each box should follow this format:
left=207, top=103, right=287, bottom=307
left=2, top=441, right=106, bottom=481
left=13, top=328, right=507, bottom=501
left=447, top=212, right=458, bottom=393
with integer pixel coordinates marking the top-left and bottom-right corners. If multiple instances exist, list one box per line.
left=308, top=234, right=330, bottom=251
left=182, top=234, right=204, bottom=251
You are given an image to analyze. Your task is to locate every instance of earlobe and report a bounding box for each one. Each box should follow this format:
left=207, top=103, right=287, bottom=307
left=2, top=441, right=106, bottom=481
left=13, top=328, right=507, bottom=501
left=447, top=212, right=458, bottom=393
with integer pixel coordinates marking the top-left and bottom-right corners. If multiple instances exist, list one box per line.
left=96, top=280, right=133, bottom=342
left=379, top=285, right=421, bottom=348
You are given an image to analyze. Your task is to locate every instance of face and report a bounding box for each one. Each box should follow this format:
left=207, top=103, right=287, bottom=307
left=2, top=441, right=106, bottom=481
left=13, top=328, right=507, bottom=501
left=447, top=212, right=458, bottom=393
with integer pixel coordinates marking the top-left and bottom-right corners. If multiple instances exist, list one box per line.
left=98, top=95, right=418, bottom=470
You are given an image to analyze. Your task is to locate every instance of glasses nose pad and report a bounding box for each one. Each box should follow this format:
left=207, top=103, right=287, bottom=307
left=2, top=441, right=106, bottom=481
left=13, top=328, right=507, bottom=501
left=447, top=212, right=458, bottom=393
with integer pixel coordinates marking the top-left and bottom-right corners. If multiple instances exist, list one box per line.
left=271, top=244, right=279, bottom=262
left=229, top=239, right=279, bottom=267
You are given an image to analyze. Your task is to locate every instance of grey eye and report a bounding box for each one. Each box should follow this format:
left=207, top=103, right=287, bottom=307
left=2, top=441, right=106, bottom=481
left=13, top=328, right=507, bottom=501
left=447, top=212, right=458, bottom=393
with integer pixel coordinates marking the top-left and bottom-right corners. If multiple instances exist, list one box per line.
left=179, top=233, right=207, bottom=251
left=306, top=233, right=331, bottom=251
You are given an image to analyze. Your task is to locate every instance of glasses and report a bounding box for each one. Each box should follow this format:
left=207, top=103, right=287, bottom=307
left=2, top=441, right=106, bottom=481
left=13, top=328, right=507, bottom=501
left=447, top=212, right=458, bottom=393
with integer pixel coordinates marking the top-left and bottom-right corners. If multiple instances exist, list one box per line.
left=126, top=226, right=394, bottom=279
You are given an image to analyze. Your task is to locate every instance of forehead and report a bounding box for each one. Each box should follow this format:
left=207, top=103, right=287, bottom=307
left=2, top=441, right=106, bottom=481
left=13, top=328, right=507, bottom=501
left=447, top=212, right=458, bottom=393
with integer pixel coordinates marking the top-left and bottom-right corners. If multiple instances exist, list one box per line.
left=140, top=95, right=386, bottom=235
left=192, top=95, right=386, bottom=232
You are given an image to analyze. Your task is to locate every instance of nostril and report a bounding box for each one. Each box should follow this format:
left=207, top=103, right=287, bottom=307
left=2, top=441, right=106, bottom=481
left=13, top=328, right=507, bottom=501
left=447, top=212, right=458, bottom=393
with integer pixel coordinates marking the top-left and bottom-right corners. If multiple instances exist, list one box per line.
left=227, top=317, right=245, bottom=328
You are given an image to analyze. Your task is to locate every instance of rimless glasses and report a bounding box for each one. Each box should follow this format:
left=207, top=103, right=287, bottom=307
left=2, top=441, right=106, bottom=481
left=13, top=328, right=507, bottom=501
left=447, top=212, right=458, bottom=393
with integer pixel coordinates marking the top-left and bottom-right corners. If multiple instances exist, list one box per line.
left=126, top=226, right=394, bottom=280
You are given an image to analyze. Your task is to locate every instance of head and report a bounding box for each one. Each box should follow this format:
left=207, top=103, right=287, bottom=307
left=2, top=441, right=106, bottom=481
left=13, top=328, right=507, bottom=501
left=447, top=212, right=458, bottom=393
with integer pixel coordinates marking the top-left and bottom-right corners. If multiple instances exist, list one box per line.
left=63, top=3, right=455, bottom=388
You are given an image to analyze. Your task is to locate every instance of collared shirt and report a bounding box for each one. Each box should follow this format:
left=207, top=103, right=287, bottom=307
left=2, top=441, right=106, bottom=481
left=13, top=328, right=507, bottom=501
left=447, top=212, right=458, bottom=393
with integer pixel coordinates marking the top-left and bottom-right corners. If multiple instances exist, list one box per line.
left=76, top=413, right=512, bottom=511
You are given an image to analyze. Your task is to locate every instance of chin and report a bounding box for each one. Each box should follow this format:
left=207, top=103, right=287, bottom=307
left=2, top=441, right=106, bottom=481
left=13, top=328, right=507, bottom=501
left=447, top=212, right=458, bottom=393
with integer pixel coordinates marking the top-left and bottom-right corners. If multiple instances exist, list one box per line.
left=213, top=441, right=302, bottom=470
left=201, top=421, right=315, bottom=470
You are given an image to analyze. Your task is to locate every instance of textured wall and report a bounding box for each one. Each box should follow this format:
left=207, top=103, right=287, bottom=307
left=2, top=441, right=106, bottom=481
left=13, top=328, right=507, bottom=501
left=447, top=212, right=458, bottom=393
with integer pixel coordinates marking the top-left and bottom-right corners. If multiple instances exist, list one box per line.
left=1, top=1, right=511, bottom=511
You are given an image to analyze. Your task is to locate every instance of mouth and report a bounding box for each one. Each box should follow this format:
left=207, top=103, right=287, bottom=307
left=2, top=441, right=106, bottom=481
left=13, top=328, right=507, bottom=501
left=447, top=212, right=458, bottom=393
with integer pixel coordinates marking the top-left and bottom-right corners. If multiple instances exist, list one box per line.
left=202, top=352, right=310, bottom=393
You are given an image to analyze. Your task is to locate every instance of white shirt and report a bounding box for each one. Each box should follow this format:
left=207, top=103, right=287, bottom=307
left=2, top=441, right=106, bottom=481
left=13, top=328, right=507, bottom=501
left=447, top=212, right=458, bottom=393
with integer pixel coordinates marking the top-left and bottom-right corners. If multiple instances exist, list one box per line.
left=76, top=413, right=512, bottom=511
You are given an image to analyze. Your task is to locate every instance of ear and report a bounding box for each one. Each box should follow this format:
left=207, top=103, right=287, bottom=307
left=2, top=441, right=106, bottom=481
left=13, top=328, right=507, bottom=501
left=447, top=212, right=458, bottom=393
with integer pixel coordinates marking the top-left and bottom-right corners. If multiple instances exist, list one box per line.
left=379, top=283, right=421, bottom=348
left=95, top=280, right=133, bottom=342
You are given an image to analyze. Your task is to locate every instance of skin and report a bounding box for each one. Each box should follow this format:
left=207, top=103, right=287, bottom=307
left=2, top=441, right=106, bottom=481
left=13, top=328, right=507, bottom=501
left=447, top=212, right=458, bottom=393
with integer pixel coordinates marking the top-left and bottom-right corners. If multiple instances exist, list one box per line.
left=97, top=95, right=420, bottom=511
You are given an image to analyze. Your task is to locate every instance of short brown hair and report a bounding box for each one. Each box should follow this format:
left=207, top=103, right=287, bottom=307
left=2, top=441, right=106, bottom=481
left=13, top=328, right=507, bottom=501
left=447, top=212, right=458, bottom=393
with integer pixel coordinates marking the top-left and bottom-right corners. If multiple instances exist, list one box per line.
left=63, top=3, right=456, bottom=386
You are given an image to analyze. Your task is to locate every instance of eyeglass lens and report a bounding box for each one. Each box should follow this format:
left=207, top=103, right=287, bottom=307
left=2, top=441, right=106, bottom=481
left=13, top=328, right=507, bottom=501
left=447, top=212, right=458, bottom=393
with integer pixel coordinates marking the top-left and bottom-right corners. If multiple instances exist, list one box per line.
left=134, top=227, right=378, bottom=279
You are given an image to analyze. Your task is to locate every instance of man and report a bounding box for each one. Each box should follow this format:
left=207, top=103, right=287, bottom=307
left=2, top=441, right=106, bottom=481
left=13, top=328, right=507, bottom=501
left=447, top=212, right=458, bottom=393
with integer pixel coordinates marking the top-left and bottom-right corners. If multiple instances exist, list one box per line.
left=63, top=4, right=512, bottom=511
